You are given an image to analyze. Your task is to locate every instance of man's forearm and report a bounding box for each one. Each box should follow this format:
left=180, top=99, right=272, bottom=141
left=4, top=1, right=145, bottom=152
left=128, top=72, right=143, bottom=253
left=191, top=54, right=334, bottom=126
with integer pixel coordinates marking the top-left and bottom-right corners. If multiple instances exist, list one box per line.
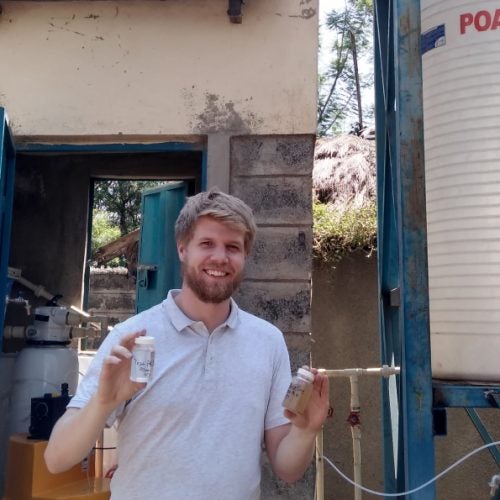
left=272, top=425, right=317, bottom=484
left=44, top=397, right=115, bottom=474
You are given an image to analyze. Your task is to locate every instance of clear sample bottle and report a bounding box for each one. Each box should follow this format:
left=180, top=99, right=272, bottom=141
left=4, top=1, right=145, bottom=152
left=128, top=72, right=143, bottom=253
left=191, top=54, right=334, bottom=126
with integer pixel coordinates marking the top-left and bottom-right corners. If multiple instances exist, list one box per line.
left=282, top=367, right=315, bottom=415
left=130, top=336, right=155, bottom=383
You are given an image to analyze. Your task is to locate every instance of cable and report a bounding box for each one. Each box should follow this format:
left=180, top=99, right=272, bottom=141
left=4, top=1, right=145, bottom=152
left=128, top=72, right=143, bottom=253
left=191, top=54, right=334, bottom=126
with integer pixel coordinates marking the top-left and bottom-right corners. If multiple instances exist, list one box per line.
left=323, top=440, right=500, bottom=497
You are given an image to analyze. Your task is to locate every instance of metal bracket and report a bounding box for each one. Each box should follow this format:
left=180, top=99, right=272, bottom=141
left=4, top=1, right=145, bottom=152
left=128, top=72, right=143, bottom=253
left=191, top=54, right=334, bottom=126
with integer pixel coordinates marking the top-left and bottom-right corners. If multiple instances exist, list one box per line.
left=227, top=0, right=243, bottom=24
left=137, top=264, right=158, bottom=289
left=389, top=287, right=400, bottom=307
left=485, top=390, right=500, bottom=408
left=432, top=407, right=447, bottom=436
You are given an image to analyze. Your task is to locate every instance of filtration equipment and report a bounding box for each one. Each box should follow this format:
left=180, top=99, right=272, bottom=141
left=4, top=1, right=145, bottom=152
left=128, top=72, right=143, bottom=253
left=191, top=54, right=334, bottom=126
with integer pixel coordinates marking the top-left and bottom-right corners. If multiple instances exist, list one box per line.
left=9, top=305, right=79, bottom=436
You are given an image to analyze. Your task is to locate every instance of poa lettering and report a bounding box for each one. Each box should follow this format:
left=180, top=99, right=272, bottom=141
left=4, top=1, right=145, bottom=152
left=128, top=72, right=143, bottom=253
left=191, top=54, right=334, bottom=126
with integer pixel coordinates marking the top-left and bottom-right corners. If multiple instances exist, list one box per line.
left=460, top=9, right=500, bottom=34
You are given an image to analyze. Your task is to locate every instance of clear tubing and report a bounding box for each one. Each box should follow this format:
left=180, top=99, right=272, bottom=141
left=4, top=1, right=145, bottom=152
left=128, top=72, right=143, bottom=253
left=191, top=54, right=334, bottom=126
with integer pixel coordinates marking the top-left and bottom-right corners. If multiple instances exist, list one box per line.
left=323, top=440, right=500, bottom=497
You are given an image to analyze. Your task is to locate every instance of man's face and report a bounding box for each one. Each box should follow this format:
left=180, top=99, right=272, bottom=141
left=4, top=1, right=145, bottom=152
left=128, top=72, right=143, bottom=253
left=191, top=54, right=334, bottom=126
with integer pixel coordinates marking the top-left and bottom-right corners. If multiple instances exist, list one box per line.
left=177, top=216, right=247, bottom=303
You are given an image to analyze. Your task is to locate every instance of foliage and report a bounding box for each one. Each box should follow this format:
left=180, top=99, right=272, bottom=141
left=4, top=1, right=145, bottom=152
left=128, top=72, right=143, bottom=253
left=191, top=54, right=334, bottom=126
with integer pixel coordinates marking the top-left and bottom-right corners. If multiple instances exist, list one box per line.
left=93, top=180, right=166, bottom=236
left=312, top=200, right=377, bottom=265
left=91, top=210, right=121, bottom=255
left=318, top=0, right=374, bottom=135
left=91, top=180, right=167, bottom=267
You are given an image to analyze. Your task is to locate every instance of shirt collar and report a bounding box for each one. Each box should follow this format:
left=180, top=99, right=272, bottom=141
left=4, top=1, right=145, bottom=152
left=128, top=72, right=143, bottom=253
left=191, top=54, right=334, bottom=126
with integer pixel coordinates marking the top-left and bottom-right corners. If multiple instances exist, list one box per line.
left=163, top=289, right=239, bottom=332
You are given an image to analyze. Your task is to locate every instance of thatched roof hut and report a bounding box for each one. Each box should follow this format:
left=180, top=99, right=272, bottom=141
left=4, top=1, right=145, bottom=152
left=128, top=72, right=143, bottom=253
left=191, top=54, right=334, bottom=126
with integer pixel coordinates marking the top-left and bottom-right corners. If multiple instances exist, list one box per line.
left=313, top=134, right=376, bottom=212
left=312, top=134, right=377, bottom=263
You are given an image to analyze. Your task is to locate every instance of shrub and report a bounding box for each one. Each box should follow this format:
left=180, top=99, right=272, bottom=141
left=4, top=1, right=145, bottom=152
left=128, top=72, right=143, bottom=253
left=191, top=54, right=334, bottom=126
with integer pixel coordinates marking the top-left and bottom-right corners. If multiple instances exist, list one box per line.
left=312, top=200, right=377, bottom=265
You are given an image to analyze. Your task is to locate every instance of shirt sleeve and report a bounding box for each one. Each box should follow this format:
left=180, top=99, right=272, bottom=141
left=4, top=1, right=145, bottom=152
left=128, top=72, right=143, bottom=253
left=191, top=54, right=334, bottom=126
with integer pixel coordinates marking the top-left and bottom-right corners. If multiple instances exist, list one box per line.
left=67, top=325, right=126, bottom=426
left=264, top=331, right=292, bottom=430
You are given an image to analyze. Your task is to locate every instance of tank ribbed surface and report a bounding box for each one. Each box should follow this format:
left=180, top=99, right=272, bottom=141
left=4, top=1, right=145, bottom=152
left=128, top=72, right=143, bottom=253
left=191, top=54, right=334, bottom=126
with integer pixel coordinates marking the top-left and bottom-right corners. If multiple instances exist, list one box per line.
left=422, top=0, right=500, bottom=381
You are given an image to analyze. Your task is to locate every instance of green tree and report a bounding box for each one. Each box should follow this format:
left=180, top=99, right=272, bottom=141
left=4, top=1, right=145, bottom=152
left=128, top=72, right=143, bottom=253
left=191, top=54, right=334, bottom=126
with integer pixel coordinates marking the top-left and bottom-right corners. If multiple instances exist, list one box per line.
left=93, top=180, right=165, bottom=236
left=318, top=0, right=374, bottom=136
left=91, top=209, right=121, bottom=254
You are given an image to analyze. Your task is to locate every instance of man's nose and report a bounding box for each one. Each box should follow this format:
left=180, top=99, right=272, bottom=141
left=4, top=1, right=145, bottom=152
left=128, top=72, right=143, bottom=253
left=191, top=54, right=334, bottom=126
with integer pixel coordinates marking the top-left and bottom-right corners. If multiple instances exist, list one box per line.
left=210, top=246, right=229, bottom=263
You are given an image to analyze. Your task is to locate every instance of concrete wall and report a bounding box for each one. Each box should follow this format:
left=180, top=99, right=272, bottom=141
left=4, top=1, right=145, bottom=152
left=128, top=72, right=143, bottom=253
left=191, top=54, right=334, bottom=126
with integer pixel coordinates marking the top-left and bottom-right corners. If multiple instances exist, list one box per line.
left=312, top=253, right=500, bottom=499
left=231, top=135, right=314, bottom=370
left=232, top=135, right=316, bottom=497
left=0, top=0, right=317, bottom=137
left=312, top=253, right=383, bottom=499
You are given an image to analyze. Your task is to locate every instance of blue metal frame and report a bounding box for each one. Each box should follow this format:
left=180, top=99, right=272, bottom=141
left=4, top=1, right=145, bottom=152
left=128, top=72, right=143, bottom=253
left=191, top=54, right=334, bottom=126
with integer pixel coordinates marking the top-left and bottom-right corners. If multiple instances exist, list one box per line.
left=17, top=140, right=208, bottom=190
left=0, top=109, right=16, bottom=352
left=433, top=383, right=500, bottom=409
left=464, top=409, right=500, bottom=467
left=375, top=1, right=436, bottom=497
left=17, top=142, right=206, bottom=156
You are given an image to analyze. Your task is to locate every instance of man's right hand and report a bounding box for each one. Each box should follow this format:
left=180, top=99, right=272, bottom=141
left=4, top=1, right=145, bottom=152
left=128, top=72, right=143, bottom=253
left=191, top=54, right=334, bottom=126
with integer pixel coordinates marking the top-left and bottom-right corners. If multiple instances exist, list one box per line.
left=45, top=329, right=148, bottom=474
left=97, top=330, right=147, bottom=409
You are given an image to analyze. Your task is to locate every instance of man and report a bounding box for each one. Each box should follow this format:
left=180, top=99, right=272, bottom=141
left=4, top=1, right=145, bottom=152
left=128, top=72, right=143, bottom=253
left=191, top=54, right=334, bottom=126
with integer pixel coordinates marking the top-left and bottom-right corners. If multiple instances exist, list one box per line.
left=45, top=189, right=329, bottom=499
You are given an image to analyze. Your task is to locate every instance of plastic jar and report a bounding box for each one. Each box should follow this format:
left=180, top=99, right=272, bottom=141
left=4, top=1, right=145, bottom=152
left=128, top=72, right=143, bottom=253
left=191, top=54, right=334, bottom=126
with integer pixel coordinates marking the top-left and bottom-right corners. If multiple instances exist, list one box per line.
left=282, top=367, right=315, bottom=415
left=130, top=336, right=155, bottom=383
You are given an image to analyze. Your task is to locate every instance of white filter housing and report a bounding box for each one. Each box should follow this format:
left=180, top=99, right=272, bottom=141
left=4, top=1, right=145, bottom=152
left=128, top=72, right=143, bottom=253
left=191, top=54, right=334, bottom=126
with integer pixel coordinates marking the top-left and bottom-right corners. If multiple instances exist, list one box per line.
left=422, top=0, right=500, bottom=381
left=9, top=346, right=78, bottom=435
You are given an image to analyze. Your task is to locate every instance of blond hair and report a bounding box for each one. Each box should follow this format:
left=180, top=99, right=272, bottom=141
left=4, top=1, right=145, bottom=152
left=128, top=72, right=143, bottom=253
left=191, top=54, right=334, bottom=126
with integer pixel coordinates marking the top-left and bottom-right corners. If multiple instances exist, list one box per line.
left=175, top=188, right=257, bottom=254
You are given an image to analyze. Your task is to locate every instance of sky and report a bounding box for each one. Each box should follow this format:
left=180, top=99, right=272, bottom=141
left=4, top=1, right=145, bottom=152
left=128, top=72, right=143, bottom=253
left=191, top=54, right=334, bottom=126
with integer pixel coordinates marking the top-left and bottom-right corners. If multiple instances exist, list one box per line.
left=318, top=0, right=342, bottom=73
left=317, top=0, right=375, bottom=130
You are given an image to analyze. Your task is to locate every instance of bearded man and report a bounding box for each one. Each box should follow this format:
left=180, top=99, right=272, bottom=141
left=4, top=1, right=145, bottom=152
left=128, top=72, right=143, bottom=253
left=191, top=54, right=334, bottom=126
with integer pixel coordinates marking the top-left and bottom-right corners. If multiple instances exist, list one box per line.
left=45, top=189, right=329, bottom=500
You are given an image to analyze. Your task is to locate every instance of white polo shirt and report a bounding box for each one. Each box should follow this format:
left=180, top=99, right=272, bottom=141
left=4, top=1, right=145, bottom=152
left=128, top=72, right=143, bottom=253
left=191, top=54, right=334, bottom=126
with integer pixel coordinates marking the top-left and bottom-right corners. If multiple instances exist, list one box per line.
left=69, top=290, right=292, bottom=500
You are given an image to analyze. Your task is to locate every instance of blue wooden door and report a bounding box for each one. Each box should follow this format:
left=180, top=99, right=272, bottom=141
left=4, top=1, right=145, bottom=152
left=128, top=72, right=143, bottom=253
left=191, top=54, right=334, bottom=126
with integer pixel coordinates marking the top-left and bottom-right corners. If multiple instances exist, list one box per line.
left=0, top=108, right=16, bottom=349
left=135, top=182, right=187, bottom=312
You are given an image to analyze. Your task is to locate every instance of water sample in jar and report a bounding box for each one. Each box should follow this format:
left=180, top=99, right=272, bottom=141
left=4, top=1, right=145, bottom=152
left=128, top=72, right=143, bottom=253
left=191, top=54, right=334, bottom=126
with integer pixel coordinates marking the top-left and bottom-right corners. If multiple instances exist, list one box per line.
left=130, top=336, right=155, bottom=383
left=282, top=367, right=315, bottom=415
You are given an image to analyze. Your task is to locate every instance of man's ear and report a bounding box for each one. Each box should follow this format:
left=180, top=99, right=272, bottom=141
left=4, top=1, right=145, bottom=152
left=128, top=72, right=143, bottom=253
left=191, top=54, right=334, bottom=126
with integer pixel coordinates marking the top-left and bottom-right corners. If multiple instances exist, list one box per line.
left=177, top=240, right=185, bottom=262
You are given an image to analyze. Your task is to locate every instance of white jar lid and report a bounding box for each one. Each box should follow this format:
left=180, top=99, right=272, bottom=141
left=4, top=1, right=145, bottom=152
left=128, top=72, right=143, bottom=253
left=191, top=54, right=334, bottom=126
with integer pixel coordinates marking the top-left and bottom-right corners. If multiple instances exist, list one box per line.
left=135, top=336, right=155, bottom=345
left=297, top=367, right=314, bottom=382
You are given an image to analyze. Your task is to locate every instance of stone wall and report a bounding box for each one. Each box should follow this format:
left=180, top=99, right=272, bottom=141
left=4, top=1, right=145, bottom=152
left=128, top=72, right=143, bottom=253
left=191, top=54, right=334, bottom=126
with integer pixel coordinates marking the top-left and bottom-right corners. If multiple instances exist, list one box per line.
left=232, top=134, right=316, bottom=498
left=88, top=268, right=136, bottom=327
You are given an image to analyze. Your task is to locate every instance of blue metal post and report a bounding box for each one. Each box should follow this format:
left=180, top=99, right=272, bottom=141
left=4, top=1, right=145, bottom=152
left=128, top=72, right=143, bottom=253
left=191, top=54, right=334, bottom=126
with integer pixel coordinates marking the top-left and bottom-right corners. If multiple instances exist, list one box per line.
left=375, top=1, right=436, bottom=498
left=0, top=108, right=16, bottom=351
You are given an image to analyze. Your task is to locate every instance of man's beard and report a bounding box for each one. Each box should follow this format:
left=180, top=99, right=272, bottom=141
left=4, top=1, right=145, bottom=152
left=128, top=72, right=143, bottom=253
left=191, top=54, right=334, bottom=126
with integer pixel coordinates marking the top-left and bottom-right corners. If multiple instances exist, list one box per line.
left=183, top=264, right=243, bottom=303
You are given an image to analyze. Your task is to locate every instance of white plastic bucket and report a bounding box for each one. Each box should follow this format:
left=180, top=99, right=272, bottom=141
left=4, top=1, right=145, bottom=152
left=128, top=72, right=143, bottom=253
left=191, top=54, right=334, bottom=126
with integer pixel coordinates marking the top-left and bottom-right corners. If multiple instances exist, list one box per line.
left=422, top=0, right=500, bottom=381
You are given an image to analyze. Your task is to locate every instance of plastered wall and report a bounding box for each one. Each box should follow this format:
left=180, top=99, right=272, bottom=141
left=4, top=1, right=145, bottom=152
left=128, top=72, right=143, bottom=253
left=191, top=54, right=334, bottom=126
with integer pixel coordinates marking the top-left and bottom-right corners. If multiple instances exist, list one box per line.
left=0, top=0, right=318, bottom=137
left=312, top=254, right=500, bottom=500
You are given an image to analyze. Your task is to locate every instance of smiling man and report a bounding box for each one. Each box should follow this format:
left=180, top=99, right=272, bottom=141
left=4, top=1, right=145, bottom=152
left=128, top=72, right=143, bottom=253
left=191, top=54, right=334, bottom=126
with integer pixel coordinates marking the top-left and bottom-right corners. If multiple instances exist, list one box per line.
left=45, top=189, right=329, bottom=500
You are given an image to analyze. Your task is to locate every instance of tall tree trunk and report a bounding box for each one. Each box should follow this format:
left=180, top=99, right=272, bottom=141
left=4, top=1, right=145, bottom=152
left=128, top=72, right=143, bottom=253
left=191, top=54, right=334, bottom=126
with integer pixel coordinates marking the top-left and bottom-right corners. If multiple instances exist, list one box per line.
left=349, top=30, right=363, bottom=130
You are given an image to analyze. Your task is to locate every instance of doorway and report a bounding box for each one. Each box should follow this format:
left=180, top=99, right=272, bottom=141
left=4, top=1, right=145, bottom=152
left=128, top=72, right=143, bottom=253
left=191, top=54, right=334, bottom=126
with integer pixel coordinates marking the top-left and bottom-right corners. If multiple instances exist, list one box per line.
left=5, top=143, right=204, bottom=353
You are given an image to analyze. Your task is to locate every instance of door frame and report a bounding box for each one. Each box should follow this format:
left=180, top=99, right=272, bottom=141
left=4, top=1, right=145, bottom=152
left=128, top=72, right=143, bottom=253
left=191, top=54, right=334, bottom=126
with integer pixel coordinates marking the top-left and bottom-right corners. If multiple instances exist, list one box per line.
left=14, top=139, right=207, bottom=313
